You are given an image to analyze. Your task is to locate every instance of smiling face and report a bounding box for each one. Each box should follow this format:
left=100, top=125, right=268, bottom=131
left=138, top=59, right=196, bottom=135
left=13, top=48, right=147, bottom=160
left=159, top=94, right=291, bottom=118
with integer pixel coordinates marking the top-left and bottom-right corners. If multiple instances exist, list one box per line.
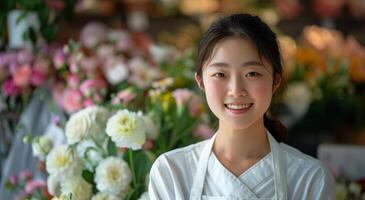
left=197, top=36, right=277, bottom=131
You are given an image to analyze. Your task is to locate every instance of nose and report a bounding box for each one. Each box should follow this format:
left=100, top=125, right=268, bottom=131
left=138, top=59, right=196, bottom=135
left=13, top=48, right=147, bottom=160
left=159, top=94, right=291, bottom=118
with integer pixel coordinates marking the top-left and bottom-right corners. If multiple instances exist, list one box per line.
left=227, top=76, right=247, bottom=97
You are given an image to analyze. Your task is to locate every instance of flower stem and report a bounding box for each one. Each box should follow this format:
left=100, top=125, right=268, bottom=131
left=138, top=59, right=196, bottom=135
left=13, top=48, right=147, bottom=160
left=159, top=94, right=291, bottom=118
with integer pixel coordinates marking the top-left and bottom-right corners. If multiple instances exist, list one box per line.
left=129, top=149, right=137, bottom=188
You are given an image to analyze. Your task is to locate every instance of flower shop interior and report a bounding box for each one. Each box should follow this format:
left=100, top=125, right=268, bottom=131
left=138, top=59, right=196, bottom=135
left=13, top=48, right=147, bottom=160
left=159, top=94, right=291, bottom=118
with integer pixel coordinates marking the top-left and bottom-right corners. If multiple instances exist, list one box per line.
left=1, top=0, right=365, bottom=199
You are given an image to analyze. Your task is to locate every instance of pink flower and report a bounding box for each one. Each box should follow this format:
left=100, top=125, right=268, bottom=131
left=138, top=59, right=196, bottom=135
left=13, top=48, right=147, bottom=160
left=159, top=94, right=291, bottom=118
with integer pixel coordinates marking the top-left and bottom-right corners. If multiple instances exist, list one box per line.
left=31, top=69, right=46, bottom=86
left=109, top=30, right=133, bottom=51
left=172, top=89, right=194, bottom=108
left=53, top=49, right=66, bottom=69
left=93, top=92, right=103, bottom=103
left=62, top=89, right=84, bottom=113
left=51, top=115, right=61, bottom=125
left=33, top=56, right=50, bottom=75
left=24, top=179, right=46, bottom=194
left=79, top=79, right=107, bottom=97
left=0, top=52, right=17, bottom=67
left=19, top=169, right=33, bottom=181
left=188, top=95, right=203, bottom=117
left=2, top=79, right=20, bottom=97
left=96, top=44, right=114, bottom=60
left=52, top=82, right=65, bottom=108
left=80, top=56, right=99, bottom=75
left=67, top=74, right=80, bottom=89
left=14, top=191, right=28, bottom=200
left=8, top=61, right=19, bottom=75
left=68, top=56, right=79, bottom=73
left=83, top=98, right=94, bottom=107
left=80, top=22, right=107, bottom=48
left=17, top=49, right=33, bottom=64
left=193, top=124, right=214, bottom=139
left=111, top=88, right=136, bottom=105
left=0, top=53, right=8, bottom=68
left=13, top=65, right=32, bottom=88
left=9, top=175, right=18, bottom=186
left=128, top=57, right=160, bottom=88
left=172, top=89, right=202, bottom=116
left=44, top=0, right=65, bottom=11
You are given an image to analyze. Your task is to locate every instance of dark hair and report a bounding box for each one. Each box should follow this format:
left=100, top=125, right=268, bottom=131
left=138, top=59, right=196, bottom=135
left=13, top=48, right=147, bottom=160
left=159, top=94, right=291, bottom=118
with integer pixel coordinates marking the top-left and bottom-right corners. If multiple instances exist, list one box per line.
left=197, top=13, right=287, bottom=142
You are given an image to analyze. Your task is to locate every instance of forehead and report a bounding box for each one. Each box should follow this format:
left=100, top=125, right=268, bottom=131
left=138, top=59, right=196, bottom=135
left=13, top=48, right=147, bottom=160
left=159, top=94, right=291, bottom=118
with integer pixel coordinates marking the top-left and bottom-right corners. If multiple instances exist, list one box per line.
left=211, top=36, right=258, bottom=61
left=203, top=36, right=272, bottom=71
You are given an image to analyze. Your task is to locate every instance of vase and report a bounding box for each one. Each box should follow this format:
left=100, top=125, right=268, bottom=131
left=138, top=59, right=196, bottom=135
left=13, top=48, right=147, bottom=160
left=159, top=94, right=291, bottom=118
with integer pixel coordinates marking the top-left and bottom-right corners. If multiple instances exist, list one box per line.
left=7, top=10, right=40, bottom=49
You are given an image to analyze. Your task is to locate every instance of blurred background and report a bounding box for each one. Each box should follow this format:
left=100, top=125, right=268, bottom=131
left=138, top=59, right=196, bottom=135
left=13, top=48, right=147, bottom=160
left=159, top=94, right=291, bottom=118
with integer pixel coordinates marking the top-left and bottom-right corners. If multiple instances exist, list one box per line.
left=1, top=0, right=365, bottom=199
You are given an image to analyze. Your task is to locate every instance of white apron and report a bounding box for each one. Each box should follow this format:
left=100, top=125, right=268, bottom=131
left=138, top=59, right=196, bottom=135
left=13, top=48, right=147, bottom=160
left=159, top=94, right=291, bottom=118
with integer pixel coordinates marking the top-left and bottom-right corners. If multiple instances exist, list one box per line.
left=189, top=132, right=287, bottom=200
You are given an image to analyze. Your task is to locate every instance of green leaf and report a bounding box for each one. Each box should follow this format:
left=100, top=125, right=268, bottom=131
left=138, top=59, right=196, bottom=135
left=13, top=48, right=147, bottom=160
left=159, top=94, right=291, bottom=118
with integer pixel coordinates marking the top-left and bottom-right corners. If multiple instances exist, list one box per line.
left=41, top=24, right=56, bottom=41
left=16, top=11, right=29, bottom=25
left=133, top=151, right=153, bottom=182
left=81, top=170, right=94, bottom=184
left=107, top=138, right=117, bottom=156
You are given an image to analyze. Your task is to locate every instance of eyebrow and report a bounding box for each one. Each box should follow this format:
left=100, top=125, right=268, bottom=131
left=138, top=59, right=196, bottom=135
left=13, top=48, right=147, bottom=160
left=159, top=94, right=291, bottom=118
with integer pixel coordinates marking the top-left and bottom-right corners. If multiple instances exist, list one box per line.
left=208, top=61, right=264, bottom=68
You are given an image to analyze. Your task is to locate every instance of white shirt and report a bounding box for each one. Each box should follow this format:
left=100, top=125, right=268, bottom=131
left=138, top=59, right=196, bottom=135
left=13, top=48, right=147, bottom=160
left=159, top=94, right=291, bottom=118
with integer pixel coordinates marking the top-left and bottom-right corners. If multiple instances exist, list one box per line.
left=149, top=133, right=336, bottom=200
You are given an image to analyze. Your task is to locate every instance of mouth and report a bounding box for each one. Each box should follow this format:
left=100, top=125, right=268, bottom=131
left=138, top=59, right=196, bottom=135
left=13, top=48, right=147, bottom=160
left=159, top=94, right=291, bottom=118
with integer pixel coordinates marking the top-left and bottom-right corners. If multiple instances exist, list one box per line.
left=224, top=103, right=253, bottom=114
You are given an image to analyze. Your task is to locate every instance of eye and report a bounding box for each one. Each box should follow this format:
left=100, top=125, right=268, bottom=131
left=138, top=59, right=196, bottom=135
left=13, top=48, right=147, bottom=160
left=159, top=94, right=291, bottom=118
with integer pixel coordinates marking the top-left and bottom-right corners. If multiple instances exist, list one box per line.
left=245, top=72, right=261, bottom=77
left=212, top=72, right=225, bottom=78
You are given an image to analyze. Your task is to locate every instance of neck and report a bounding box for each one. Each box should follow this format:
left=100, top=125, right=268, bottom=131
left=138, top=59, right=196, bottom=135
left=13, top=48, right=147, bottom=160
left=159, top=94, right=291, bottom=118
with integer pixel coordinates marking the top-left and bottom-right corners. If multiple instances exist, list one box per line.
left=213, top=119, right=270, bottom=163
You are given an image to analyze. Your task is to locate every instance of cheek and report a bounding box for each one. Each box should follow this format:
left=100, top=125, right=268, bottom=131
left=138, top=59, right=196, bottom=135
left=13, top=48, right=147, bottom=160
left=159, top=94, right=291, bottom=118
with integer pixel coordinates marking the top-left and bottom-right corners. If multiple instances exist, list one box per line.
left=204, top=81, right=222, bottom=97
left=203, top=80, right=224, bottom=109
left=250, top=81, right=273, bottom=106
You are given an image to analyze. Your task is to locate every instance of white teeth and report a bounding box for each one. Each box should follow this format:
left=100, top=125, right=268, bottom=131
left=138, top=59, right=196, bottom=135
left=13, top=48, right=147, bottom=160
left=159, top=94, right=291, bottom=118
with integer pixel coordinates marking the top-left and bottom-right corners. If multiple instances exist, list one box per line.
left=225, top=104, right=252, bottom=110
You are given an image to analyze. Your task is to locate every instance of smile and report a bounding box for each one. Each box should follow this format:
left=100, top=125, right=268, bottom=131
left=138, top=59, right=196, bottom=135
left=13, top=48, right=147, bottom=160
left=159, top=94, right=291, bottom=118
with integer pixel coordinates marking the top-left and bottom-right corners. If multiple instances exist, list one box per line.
left=224, top=103, right=253, bottom=110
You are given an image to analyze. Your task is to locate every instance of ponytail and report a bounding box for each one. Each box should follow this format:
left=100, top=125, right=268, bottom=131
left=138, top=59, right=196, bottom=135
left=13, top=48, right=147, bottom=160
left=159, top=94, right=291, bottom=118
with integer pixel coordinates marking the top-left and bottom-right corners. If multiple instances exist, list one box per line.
left=264, top=114, right=288, bottom=143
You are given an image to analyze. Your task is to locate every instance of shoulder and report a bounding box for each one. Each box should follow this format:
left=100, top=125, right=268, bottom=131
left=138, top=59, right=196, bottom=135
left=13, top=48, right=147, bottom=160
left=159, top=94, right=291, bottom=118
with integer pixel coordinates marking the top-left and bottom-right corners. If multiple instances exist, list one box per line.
left=280, top=143, right=336, bottom=199
left=151, top=139, right=208, bottom=172
left=148, top=140, right=209, bottom=199
left=280, top=143, right=331, bottom=177
left=280, top=143, right=323, bottom=169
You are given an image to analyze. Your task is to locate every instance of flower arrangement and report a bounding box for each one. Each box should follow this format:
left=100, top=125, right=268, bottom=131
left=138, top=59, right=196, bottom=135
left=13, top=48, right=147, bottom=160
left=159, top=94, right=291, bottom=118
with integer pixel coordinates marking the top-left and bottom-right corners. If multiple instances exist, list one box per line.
left=28, top=75, right=208, bottom=199
left=277, top=25, right=365, bottom=135
left=0, top=48, right=52, bottom=113
left=27, top=106, right=153, bottom=199
left=50, top=22, right=177, bottom=114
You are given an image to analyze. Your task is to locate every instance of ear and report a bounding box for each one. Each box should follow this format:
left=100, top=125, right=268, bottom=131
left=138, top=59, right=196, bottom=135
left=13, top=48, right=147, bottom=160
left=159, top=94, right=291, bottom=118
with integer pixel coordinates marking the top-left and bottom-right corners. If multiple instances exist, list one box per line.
left=195, top=72, right=204, bottom=91
left=273, top=75, right=281, bottom=93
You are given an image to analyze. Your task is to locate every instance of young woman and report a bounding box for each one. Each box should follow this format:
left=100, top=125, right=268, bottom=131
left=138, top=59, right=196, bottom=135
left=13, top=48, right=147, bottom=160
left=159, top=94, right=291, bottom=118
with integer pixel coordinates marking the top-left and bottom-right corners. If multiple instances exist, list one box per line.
left=148, top=13, right=335, bottom=200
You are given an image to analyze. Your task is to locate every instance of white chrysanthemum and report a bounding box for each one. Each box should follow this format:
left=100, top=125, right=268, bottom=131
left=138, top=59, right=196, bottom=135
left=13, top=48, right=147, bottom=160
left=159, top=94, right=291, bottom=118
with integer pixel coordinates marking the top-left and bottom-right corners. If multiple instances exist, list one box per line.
left=32, top=136, right=53, bottom=161
left=91, top=192, right=120, bottom=200
left=65, top=106, right=109, bottom=144
left=47, top=173, right=62, bottom=196
left=283, top=82, right=312, bottom=119
left=46, top=145, right=81, bottom=176
left=143, top=116, right=158, bottom=140
left=51, top=194, right=69, bottom=200
left=138, top=192, right=149, bottom=200
left=60, top=176, right=92, bottom=200
left=106, top=109, right=146, bottom=150
left=76, top=140, right=104, bottom=171
left=94, top=157, right=132, bottom=196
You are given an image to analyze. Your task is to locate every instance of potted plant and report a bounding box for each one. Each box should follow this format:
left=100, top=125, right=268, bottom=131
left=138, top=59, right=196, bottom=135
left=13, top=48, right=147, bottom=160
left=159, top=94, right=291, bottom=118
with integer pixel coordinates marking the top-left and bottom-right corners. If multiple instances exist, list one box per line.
left=0, top=0, right=75, bottom=49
